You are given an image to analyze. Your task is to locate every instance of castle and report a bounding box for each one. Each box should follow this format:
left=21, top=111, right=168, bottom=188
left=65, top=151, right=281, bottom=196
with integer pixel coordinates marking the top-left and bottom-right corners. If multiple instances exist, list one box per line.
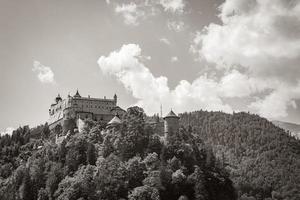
left=48, top=90, right=125, bottom=130
left=49, top=90, right=180, bottom=145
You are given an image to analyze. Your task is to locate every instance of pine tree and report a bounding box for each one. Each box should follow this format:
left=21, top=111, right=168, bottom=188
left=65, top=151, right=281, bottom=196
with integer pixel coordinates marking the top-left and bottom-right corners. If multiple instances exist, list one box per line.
left=86, top=143, right=96, bottom=165
left=19, top=169, right=32, bottom=200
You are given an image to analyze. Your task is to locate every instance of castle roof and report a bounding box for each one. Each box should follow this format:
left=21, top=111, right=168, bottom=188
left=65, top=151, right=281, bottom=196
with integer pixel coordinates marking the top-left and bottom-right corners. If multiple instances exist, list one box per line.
left=163, top=110, right=179, bottom=119
left=108, top=115, right=121, bottom=125
left=55, top=94, right=62, bottom=103
left=74, top=89, right=81, bottom=98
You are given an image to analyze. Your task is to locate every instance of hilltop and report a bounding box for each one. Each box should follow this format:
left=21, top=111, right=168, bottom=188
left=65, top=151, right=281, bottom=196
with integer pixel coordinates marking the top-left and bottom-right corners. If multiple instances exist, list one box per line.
left=0, top=107, right=236, bottom=200
left=0, top=108, right=299, bottom=200
left=180, top=111, right=300, bottom=200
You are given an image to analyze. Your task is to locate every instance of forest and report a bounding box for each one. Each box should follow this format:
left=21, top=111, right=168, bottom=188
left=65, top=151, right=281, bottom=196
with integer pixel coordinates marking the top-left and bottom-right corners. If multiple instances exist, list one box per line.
left=0, top=107, right=299, bottom=200
left=180, top=111, right=300, bottom=200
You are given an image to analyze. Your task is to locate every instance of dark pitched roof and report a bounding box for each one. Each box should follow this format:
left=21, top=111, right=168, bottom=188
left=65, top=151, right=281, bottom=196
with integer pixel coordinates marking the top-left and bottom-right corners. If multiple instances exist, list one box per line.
left=163, top=110, right=179, bottom=119
left=74, top=89, right=81, bottom=98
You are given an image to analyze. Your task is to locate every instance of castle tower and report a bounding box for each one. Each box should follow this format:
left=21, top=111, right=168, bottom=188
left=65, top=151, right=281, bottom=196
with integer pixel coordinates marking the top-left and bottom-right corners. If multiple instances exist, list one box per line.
left=55, top=94, right=62, bottom=104
left=114, top=93, right=117, bottom=103
left=163, top=110, right=180, bottom=139
left=74, top=89, right=81, bottom=98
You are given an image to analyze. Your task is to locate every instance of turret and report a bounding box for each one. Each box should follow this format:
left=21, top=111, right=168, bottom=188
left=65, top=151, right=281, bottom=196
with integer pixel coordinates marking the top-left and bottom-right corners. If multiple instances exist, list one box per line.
left=163, top=110, right=179, bottom=140
left=74, top=89, right=81, bottom=98
left=55, top=94, right=62, bottom=104
left=114, top=93, right=117, bottom=103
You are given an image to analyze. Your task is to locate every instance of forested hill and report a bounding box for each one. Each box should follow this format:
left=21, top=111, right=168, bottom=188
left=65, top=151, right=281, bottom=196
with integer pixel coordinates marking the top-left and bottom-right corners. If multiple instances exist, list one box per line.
left=0, top=109, right=299, bottom=200
left=0, top=107, right=237, bottom=200
left=180, top=111, right=300, bottom=200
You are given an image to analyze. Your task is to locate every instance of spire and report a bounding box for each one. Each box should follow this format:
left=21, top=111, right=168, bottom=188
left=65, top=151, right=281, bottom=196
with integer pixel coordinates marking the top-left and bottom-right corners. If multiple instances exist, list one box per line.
left=114, top=93, right=117, bottom=102
left=74, top=89, right=81, bottom=98
left=55, top=93, right=62, bottom=103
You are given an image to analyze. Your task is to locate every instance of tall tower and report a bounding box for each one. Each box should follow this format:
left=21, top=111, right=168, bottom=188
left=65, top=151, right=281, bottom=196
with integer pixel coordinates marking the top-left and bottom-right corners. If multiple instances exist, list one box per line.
left=163, top=110, right=180, bottom=139
left=114, top=93, right=117, bottom=104
left=55, top=94, right=62, bottom=104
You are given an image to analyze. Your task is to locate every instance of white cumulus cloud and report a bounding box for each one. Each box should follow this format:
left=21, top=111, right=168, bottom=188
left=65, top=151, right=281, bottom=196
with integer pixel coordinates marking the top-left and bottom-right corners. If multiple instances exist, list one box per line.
left=191, top=0, right=300, bottom=119
left=98, top=44, right=233, bottom=115
left=32, top=61, right=55, bottom=84
left=249, top=83, right=300, bottom=119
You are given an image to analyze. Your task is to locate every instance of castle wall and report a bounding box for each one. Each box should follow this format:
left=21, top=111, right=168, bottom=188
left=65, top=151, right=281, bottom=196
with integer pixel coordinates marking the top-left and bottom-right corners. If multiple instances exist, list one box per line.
left=48, top=94, right=120, bottom=130
left=70, top=97, right=116, bottom=116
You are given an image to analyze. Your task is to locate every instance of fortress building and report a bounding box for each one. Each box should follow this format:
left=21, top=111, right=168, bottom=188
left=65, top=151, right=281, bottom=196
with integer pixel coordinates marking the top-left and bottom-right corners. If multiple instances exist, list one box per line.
left=48, top=90, right=125, bottom=130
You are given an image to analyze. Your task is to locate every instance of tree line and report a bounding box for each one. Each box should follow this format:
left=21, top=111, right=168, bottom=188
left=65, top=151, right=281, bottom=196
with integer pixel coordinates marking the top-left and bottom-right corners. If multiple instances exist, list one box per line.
left=0, top=107, right=236, bottom=200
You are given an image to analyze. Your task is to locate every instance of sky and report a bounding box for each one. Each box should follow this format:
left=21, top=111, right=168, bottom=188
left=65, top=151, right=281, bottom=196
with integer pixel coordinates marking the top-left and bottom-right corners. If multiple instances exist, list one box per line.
left=0, top=0, right=300, bottom=134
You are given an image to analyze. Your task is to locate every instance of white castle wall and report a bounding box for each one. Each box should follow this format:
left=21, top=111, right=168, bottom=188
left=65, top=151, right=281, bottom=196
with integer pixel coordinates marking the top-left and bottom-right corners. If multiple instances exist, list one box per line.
left=48, top=94, right=120, bottom=129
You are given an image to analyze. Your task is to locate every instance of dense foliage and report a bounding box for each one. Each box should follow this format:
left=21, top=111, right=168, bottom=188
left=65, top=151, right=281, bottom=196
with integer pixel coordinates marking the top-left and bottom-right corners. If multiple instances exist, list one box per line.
left=180, top=111, right=300, bottom=200
left=0, top=107, right=236, bottom=200
left=1, top=108, right=298, bottom=200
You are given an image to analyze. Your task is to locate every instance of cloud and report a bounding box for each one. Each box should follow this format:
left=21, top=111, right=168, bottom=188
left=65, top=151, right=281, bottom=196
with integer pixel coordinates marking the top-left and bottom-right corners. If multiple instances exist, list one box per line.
left=190, top=0, right=300, bottom=119
left=111, top=0, right=185, bottom=26
left=218, top=70, right=275, bottom=98
left=171, top=56, right=178, bottom=62
left=115, top=3, right=145, bottom=26
left=0, top=127, right=14, bottom=137
left=159, top=0, right=185, bottom=13
left=98, top=44, right=233, bottom=115
left=249, top=83, right=300, bottom=119
left=167, top=20, right=185, bottom=32
left=32, top=61, right=55, bottom=84
left=159, top=38, right=171, bottom=45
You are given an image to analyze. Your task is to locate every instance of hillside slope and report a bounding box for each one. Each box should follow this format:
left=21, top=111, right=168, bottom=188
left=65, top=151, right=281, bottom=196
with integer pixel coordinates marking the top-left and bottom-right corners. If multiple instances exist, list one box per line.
left=0, top=107, right=237, bottom=200
left=180, top=111, right=300, bottom=200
